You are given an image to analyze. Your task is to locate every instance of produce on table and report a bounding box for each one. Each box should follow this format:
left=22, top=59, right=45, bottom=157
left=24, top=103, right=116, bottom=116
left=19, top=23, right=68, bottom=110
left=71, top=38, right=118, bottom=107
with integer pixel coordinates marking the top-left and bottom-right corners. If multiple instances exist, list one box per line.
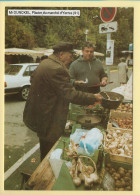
left=111, top=117, right=132, bottom=129
left=105, top=163, right=132, bottom=191
left=84, top=103, right=103, bottom=114
left=104, top=129, right=132, bottom=157
left=65, top=140, right=99, bottom=188
left=117, top=103, right=132, bottom=112
left=87, top=102, right=102, bottom=109
left=64, top=137, right=132, bottom=190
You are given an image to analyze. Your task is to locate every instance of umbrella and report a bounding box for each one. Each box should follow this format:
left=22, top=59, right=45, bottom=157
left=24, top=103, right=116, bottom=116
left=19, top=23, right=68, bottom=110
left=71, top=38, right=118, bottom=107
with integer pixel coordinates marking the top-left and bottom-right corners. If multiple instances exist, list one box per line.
left=5, top=48, right=44, bottom=56
left=44, top=49, right=54, bottom=56
left=121, top=51, right=133, bottom=54
left=74, top=49, right=104, bottom=56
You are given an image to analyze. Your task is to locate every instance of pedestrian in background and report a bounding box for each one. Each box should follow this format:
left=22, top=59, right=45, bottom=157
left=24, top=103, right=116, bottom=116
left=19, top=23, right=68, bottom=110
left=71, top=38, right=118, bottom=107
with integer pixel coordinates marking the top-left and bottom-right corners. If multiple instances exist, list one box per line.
left=118, top=57, right=128, bottom=85
left=23, top=42, right=102, bottom=161
left=69, top=42, right=108, bottom=94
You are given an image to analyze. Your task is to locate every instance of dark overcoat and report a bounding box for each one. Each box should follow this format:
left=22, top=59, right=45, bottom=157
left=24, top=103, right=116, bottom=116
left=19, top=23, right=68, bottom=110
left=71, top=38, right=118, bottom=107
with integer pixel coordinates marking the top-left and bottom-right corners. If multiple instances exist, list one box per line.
left=23, top=54, right=97, bottom=142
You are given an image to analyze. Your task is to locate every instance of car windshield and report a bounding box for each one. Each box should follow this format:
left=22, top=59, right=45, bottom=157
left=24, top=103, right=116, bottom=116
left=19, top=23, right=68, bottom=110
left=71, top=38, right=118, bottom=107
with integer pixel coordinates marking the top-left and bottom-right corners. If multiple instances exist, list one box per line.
left=5, top=65, right=23, bottom=75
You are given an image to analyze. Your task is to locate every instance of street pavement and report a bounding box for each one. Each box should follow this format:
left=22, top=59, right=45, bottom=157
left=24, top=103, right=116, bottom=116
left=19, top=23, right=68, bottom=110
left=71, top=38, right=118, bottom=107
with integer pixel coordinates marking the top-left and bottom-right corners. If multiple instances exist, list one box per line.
left=4, top=68, right=132, bottom=190
left=4, top=95, right=40, bottom=190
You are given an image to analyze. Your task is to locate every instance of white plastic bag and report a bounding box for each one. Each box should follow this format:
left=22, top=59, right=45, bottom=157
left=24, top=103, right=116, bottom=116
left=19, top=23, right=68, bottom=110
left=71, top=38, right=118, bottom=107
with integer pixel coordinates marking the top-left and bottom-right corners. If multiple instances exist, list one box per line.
left=70, top=128, right=87, bottom=144
left=79, top=128, right=103, bottom=155
left=111, top=74, right=132, bottom=100
left=70, top=128, right=103, bottom=155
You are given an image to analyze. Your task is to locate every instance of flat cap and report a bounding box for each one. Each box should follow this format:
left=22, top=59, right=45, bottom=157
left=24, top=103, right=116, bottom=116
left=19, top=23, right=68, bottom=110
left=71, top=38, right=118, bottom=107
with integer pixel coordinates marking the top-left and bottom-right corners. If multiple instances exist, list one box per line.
left=53, top=42, right=74, bottom=53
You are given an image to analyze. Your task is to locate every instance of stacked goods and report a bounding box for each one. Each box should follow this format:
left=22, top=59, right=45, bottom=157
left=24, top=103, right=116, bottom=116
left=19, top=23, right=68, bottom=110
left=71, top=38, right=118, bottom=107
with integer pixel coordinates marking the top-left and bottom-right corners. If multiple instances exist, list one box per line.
left=111, top=116, right=132, bottom=129
left=108, top=110, right=133, bottom=130
left=104, top=104, right=133, bottom=173
left=105, top=163, right=132, bottom=191
left=117, top=103, right=132, bottom=113
left=104, top=128, right=132, bottom=164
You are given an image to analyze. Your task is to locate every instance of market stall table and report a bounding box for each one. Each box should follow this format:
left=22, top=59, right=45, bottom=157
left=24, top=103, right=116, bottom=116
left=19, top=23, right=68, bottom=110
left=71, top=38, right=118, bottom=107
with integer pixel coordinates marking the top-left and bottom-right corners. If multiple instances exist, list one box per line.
left=25, top=123, right=101, bottom=190
left=25, top=138, right=60, bottom=190
left=24, top=99, right=132, bottom=191
left=24, top=103, right=109, bottom=190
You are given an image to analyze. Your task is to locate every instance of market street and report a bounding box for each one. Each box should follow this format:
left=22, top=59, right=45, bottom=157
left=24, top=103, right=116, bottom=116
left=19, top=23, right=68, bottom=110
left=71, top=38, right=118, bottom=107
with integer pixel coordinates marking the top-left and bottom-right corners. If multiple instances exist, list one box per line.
left=4, top=68, right=132, bottom=190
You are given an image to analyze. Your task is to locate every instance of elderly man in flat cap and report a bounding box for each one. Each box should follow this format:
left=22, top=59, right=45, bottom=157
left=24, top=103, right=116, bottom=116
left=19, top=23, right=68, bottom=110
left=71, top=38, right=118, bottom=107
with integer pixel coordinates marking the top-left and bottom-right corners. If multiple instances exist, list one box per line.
left=23, top=42, right=102, bottom=161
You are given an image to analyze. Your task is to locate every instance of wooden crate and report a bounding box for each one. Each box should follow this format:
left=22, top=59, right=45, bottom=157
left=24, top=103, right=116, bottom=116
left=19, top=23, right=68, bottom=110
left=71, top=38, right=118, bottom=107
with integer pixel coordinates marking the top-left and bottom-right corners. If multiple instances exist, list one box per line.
left=104, top=128, right=132, bottom=165
left=107, top=110, right=133, bottom=130
left=108, top=152, right=132, bottom=164
left=110, top=109, right=132, bottom=119
left=116, top=101, right=133, bottom=113
left=105, top=152, right=132, bottom=170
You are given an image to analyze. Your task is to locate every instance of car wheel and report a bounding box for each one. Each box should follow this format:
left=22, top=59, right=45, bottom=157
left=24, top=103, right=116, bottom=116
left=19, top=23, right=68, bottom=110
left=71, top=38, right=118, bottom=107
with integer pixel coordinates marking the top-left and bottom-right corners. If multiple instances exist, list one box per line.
left=19, top=86, right=30, bottom=101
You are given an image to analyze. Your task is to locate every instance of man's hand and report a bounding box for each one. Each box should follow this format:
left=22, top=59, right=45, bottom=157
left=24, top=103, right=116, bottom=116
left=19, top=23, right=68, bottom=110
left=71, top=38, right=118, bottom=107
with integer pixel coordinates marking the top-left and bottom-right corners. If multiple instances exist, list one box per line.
left=94, top=93, right=102, bottom=102
left=74, top=80, right=85, bottom=85
left=101, top=77, right=108, bottom=86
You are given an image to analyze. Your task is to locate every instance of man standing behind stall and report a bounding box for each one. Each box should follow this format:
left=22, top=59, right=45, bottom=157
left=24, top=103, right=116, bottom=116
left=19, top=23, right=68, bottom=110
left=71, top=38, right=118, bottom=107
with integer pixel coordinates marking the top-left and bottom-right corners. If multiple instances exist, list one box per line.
left=69, top=42, right=108, bottom=94
left=23, top=42, right=102, bottom=161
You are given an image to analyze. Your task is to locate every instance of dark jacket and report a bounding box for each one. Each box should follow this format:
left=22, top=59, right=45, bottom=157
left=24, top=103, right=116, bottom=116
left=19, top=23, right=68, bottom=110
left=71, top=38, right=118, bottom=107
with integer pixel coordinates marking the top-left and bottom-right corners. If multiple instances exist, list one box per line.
left=69, top=56, right=107, bottom=93
left=23, top=54, right=97, bottom=142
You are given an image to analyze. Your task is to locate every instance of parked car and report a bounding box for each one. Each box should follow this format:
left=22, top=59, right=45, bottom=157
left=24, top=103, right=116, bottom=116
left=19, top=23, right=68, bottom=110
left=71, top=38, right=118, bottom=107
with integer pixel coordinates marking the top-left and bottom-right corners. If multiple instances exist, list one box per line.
left=5, top=63, right=39, bottom=100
